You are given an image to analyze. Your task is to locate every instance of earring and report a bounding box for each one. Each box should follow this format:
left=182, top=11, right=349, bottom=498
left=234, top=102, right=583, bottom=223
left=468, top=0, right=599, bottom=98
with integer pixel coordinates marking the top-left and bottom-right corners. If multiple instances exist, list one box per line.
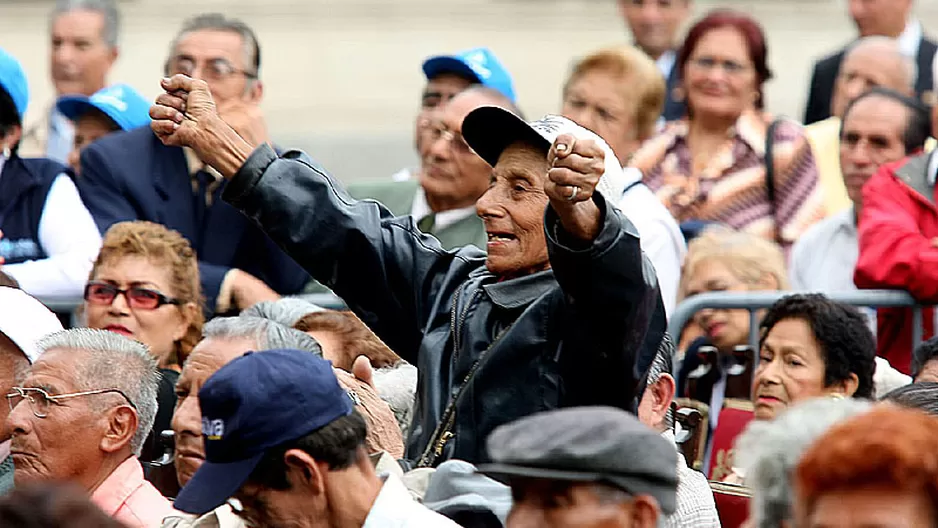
left=1, top=145, right=10, bottom=159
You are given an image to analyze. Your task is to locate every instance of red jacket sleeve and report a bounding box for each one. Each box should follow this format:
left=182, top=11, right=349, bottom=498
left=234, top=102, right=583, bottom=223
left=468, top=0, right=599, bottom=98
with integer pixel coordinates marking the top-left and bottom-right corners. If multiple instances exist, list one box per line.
left=855, top=164, right=938, bottom=302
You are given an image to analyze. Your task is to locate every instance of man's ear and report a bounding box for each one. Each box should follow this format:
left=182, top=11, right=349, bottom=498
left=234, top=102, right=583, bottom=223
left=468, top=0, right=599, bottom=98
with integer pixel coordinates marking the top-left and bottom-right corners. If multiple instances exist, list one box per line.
left=653, top=374, right=676, bottom=421
left=245, top=80, right=264, bottom=105
left=629, top=495, right=661, bottom=528
left=99, top=406, right=138, bottom=454
left=284, top=448, right=326, bottom=496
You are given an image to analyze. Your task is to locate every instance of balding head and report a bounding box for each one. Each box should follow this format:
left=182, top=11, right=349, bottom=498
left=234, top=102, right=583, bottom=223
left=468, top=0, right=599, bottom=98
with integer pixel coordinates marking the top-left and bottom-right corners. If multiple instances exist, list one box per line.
left=831, top=36, right=915, bottom=119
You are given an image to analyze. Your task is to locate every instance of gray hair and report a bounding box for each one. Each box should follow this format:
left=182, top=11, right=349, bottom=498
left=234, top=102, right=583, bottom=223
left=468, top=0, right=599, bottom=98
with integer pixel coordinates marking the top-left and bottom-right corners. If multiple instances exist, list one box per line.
left=845, top=36, right=916, bottom=91
left=202, top=316, right=322, bottom=356
left=646, top=333, right=675, bottom=431
left=51, top=0, right=120, bottom=48
left=735, top=397, right=872, bottom=528
left=168, top=13, right=261, bottom=77
left=36, top=329, right=159, bottom=456
left=240, top=298, right=324, bottom=328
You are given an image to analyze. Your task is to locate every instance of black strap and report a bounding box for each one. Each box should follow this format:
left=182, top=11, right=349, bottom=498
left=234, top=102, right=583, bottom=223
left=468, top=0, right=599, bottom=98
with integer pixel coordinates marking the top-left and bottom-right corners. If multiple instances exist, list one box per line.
left=765, top=119, right=783, bottom=243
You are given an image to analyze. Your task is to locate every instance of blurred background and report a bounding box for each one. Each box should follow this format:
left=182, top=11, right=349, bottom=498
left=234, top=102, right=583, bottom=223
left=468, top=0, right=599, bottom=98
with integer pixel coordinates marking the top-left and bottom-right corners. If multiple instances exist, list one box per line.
left=2, top=0, right=937, bottom=182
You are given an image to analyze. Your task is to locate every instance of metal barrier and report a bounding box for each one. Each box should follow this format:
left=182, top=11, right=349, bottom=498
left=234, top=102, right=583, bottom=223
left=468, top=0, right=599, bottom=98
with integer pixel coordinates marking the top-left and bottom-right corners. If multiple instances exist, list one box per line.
left=667, top=290, right=930, bottom=352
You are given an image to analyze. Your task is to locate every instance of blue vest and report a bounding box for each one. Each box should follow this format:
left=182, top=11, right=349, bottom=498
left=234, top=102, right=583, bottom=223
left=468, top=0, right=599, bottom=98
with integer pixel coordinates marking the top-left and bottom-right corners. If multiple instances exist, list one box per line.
left=0, top=157, right=67, bottom=264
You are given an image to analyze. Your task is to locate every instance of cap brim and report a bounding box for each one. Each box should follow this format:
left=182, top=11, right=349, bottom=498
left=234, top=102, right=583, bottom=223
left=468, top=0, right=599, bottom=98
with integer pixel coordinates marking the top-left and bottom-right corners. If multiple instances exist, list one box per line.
left=173, top=453, right=264, bottom=515
left=55, top=96, right=93, bottom=121
left=422, top=56, right=482, bottom=84
left=462, top=106, right=551, bottom=168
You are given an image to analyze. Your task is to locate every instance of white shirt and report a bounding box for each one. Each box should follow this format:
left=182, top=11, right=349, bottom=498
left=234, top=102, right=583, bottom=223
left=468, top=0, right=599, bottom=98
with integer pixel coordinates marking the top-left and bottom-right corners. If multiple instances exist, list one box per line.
left=656, top=50, right=677, bottom=79
left=46, top=107, right=74, bottom=165
left=614, top=168, right=686, bottom=315
left=410, top=187, right=478, bottom=231
left=0, top=156, right=102, bottom=300
left=363, top=474, right=461, bottom=528
left=790, top=207, right=859, bottom=293
left=897, top=18, right=923, bottom=59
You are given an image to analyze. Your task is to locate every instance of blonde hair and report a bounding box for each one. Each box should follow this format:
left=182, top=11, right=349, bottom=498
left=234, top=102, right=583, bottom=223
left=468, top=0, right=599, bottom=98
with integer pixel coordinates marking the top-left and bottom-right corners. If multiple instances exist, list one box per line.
left=563, top=45, right=666, bottom=141
left=678, top=226, right=789, bottom=302
left=89, top=221, right=204, bottom=364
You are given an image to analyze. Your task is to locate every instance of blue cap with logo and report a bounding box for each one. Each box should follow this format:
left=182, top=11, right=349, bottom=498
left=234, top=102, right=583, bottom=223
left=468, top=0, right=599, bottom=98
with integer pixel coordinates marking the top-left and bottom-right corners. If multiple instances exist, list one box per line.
left=422, top=47, right=517, bottom=103
left=56, top=83, right=151, bottom=131
left=173, top=348, right=354, bottom=515
left=0, top=48, right=29, bottom=122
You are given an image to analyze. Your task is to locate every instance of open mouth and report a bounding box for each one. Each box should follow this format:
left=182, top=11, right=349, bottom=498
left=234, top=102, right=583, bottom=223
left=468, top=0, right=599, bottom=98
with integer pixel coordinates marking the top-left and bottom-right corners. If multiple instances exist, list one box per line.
left=487, top=232, right=516, bottom=243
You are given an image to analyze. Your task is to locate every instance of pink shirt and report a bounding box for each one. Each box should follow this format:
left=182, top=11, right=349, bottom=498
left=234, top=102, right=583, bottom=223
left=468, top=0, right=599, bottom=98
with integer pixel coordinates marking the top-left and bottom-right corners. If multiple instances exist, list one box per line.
left=91, top=456, right=176, bottom=528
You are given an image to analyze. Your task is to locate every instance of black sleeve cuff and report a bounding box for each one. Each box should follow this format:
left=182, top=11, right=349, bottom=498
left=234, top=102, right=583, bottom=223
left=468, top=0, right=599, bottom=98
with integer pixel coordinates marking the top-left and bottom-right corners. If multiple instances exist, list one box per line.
left=222, top=143, right=279, bottom=206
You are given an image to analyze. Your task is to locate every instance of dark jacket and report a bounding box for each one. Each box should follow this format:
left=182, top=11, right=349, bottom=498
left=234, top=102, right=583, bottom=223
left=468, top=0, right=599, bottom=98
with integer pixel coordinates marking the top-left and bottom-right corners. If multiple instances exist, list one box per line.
left=76, top=127, right=309, bottom=313
left=0, top=157, right=65, bottom=264
left=662, top=59, right=686, bottom=122
left=804, top=37, right=938, bottom=125
left=223, top=144, right=663, bottom=466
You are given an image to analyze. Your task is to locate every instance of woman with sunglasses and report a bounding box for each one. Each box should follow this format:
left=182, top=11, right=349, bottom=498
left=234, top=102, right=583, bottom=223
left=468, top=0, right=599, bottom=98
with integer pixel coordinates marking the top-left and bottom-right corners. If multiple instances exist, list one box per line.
left=82, top=220, right=203, bottom=461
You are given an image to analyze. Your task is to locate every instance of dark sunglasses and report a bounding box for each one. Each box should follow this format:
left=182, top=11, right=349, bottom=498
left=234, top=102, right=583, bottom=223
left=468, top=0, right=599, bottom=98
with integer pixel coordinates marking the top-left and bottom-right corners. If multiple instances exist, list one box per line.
left=84, top=281, right=182, bottom=310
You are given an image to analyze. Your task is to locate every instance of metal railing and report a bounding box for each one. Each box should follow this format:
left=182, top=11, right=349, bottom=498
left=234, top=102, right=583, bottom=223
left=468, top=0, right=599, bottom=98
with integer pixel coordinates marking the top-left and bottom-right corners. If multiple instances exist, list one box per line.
left=667, top=290, right=930, bottom=352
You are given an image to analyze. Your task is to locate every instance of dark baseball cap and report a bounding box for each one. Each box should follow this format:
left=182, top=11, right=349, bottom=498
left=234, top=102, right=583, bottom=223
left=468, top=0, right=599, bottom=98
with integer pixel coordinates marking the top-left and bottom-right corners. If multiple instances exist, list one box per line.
left=173, top=348, right=353, bottom=515
left=478, top=406, right=678, bottom=515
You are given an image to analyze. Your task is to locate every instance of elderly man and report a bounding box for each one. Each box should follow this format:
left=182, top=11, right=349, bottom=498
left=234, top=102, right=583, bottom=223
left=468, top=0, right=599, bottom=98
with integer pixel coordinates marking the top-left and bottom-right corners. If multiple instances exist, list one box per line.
left=804, top=0, right=936, bottom=125
left=77, top=13, right=309, bottom=315
left=150, top=76, right=662, bottom=467
left=350, top=85, right=520, bottom=249
left=0, top=287, right=64, bottom=494
left=793, top=88, right=930, bottom=296
left=20, top=0, right=120, bottom=162
left=7, top=328, right=172, bottom=527
left=479, top=407, right=677, bottom=528
left=618, top=0, right=691, bottom=122
left=636, top=334, right=719, bottom=527
left=805, top=37, right=916, bottom=216
left=172, top=348, right=458, bottom=526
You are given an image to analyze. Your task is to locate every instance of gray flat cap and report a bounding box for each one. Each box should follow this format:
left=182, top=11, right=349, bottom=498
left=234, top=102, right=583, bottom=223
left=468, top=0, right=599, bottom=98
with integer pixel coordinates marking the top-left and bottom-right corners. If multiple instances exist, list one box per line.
left=478, top=406, right=678, bottom=515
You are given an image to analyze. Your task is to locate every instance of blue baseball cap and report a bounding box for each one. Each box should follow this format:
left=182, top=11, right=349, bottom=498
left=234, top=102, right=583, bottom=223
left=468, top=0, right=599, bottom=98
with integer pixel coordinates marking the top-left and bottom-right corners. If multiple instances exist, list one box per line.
left=173, top=349, right=354, bottom=515
left=56, top=84, right=151, bottom=131
left=0, top=48, right=29, bottom=122
left=422, top=47, right=517, bottom=103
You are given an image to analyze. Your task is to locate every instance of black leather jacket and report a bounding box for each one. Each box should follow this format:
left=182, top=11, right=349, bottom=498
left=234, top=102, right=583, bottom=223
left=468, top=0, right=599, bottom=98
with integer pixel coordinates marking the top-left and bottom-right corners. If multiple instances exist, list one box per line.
left=223, top=145, right=664, bottom=466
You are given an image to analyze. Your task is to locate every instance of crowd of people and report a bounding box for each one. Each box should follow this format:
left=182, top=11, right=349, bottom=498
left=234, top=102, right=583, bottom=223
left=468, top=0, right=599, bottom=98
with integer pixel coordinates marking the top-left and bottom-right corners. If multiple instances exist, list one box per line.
left=0, top=0, right=937, bottom=526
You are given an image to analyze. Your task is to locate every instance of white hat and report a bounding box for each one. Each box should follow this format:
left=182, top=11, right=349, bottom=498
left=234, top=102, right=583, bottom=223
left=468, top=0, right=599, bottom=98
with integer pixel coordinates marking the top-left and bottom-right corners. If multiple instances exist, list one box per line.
left=461, top=107, right=628, bottom=201
left=0, top=287, right=63, bottom=363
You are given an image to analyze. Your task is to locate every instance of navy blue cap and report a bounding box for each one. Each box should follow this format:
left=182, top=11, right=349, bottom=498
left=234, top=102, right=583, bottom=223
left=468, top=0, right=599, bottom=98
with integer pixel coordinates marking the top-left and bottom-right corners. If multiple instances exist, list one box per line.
left=56, top=83, right=151, bottom=131
left=422, top=47, right=517, bottom=103
left=173, top=348, right=353, bottom=515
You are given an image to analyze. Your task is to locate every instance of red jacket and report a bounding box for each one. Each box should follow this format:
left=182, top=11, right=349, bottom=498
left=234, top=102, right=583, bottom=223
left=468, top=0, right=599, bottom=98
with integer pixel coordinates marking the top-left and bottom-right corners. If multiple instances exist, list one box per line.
left=855, top=153, right=938, bottom=374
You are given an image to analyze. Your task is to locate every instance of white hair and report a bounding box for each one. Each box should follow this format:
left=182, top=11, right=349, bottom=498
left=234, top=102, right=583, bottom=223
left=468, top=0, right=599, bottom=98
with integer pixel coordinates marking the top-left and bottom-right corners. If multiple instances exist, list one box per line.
left=239, top=298, right=324, bottom=328
left=51, top=0, right=120, bottom=48
left=735, top=397, right=873, bottom=528
left=201, top=316, right=322, bottom=355
left=372, top=362, right=418, bottom=435
left=36, top=328, right=159, bottom=456
left=845, top=36, right=916, bottom=91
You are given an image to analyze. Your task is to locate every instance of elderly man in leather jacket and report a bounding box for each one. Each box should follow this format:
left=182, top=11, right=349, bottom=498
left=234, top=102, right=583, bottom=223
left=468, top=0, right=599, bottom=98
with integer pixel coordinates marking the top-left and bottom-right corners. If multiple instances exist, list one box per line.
left=149, top=75, right=664, bottom=468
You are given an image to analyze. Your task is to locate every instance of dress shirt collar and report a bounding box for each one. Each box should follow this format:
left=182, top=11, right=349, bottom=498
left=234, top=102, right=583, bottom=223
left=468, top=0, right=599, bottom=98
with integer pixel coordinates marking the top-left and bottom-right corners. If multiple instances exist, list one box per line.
left=90, top=456, right=146, bottom=517
left=897, top=18, right=923, bottom=58
left=410, top=186, right=478, bottom=231
left=656, top=50, right=677, bottom=79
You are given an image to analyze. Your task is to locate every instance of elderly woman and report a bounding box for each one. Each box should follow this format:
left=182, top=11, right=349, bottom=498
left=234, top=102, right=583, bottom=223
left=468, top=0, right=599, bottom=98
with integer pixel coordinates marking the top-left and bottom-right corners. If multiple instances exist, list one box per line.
left=82, top=221, right=203, bottom=459
left=560, top=45, right=685, bottom=314
left=149, top=75, right=662, bottom=467
left=0, top=48, right=101, bottom=300
left=733, top=398, right=871, bottom=528
left=794, top=407, right=938, bottom=527
left=630, top=10, right=824, bottom=250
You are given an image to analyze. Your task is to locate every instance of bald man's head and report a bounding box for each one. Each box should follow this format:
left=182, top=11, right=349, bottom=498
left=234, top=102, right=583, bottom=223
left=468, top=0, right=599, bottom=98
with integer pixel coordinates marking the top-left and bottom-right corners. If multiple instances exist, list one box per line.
left=831, top=36, right=915, bottom=119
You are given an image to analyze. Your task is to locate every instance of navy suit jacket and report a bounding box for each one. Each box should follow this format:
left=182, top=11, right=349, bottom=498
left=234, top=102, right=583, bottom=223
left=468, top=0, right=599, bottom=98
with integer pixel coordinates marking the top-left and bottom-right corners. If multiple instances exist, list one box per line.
left=804, top=36, right=938, bottom=125
left=662, top=59, right=686, bottom=122
left=76, top=126, right=310, bottom=314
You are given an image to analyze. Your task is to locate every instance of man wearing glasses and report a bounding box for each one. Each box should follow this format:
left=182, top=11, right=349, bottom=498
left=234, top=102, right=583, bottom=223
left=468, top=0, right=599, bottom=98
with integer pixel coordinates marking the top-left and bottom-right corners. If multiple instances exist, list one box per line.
left=76, top=13, right=310, bottom=317
left=7, top=328, right=173, bottom=527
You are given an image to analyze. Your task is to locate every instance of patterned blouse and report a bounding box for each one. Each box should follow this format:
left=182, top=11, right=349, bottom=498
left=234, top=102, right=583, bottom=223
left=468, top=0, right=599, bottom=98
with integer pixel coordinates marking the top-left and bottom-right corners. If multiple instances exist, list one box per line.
left=630, top=110, right=825, bottom=249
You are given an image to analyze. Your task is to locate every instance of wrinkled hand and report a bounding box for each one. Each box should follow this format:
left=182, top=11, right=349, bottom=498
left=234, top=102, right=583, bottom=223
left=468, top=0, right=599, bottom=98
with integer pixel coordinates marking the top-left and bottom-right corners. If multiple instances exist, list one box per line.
left=544, top=133, right=605, bottom=207
left=150, top=75, right=219, bottom=151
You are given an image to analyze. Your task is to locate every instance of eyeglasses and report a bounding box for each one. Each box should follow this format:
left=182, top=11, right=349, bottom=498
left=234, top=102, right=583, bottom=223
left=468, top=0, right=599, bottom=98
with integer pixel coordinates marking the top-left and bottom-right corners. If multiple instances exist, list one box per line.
left=7, top=386, right=137, bottom=419
left=689, top=56, right=751, bottom=76
left=84, top=282, right=182, bottom=310
left=427, top=123, right=473, bottom=154
left=168, top=56, right=257, bottom=82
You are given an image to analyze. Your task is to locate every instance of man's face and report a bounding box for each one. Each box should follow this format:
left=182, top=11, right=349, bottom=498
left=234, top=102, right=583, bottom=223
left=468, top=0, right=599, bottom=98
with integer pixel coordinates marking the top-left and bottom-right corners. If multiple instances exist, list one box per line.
left=619, top=0, right=691, bottom=60
left=67, top=110, right=119, bottom=176
left=166, top=29, right=259, bottom=108
left=637, top=374, right=675, bottom=432
left=848, top=0, right=912, bottom=38
left=420, top=90, right=501, bottom=212
left=172, top=336, right=255, bottom=487
left=50, top=9, right=116, bottom=96
left=831, top=45, right=911, bottom=118
left=840, top=96, right=910, bottom=207
left=233, top=476, right=326, bottom=528
left=0, top=333, right=27, bottom=442
left=8, top=348, right=113, bottom=489
left=508, top=479, right=653, bottom=528
left=414, top=73, right=474, bottom=157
